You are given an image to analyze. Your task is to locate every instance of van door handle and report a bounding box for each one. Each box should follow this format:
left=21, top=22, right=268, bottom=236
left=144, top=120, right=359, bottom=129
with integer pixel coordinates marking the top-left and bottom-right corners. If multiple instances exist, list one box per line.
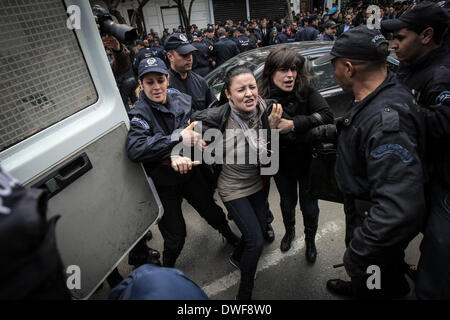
left=32, top=153, right=93, bottom=198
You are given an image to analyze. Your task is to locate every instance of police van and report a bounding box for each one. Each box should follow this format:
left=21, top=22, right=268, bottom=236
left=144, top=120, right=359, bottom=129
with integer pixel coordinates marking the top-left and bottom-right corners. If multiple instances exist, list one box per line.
left=0, top=0, right=162, bottom=299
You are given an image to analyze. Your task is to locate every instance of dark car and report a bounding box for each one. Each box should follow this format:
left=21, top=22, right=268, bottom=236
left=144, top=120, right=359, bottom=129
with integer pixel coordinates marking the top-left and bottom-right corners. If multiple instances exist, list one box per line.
left=205, top=41, right=399, bottom=118
left=205, top=42, right=399, bottom=203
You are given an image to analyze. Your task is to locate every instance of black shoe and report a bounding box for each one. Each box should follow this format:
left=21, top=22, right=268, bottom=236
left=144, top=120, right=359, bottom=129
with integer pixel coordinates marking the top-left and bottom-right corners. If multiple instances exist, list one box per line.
left=280, top=229, right=295, bottom=252
left=305, top=238, right=317, bottom=263
left=326, top=278, right=353, bottom=297
left=229, top=254, right=240, bottom=271
left=264, top=224, right=275, bottom=243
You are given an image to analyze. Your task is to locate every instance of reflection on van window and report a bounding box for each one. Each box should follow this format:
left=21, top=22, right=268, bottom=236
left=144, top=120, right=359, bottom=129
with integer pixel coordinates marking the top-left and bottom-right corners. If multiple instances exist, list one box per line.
left=0, top=0, right=98, bottom=152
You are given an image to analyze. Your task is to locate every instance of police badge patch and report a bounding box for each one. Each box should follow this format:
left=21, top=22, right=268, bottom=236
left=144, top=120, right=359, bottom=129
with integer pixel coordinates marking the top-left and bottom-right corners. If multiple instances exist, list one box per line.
left=131, top=117, right=150, bottom=130
left=370, top=144, right=413, bottom=164
left=435, top=91, right=450, bottom=105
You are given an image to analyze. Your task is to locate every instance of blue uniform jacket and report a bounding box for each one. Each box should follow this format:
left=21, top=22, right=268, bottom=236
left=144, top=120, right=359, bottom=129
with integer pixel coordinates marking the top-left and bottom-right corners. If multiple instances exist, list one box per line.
left=336, top=72, right=427, bottom=277
left=168, top=68, right=217, bottom=111
left=126, top=89, right=192, bottom=185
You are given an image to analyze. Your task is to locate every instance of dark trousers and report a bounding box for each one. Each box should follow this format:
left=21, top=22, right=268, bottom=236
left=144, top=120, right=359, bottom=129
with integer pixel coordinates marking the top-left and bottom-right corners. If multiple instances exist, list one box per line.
left=416, top=180, right=450, bottom=299
left=274, top=171, right=319, bottom=236
left=156, top=167, right=229, bottom=267
left=343, top=197, right=410, bottom=299
left=224, top=190, right=266, bottom=299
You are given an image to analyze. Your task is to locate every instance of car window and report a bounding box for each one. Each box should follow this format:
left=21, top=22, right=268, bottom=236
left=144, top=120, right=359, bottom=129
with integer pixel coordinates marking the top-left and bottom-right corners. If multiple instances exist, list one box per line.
left=0, top=0, right=98, bottom=152
left=307, top=54, right=339, bottom=91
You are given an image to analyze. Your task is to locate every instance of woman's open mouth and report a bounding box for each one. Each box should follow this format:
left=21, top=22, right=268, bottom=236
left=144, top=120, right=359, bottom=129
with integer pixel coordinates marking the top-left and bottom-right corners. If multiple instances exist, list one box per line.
left=244, top=98, right=255, bottom=107
left=284, top=79, right=294, bottom=88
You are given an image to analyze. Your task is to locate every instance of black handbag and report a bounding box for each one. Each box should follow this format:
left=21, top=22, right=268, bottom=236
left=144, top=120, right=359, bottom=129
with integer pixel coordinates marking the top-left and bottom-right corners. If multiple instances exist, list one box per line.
left=306, top=142, right=344, bottom=203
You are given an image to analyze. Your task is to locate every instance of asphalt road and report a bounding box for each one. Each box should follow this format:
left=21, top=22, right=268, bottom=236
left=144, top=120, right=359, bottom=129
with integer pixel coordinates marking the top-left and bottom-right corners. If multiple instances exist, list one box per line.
left=91, top=177, right=421, bottom=300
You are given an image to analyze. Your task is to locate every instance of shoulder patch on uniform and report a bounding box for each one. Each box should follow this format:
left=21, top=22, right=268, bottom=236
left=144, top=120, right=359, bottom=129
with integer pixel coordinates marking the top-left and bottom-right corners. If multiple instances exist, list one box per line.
left=370, top=144, right=413, bottom=164
left=435, top=91, right=450, bottom=106
left=381, top=107, right=399, bottom=132
left=167, top=88, right=181, bottom=95
left=131, top=117, right=150, bottom=130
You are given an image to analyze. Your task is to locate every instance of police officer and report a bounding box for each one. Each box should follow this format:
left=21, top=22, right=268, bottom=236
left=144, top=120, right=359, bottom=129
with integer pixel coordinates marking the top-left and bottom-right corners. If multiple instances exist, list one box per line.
left=191, top=30, right=214, bottom=77
left=231, top=27, right=256, bottom=53
left=202, top=26, right=217, bottom=54
left=275, top=25, right=289, bottom=44
left=126, top=57, right=239, bottom=267
left=164, top=33, right=217, bottom=110
left=213, top=27, right=240, bottom=67
left=381, top=2, right=450, bottom=300
left=318, top=21, right=337, bottom=41
left=315, top=26, right=427, bottom=299
left=296, top=15, right=320, bottom=41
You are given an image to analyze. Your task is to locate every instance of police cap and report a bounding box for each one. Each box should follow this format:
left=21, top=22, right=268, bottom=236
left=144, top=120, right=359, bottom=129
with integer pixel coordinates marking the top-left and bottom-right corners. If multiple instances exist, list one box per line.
left=164, top=33, right=198, bottom=54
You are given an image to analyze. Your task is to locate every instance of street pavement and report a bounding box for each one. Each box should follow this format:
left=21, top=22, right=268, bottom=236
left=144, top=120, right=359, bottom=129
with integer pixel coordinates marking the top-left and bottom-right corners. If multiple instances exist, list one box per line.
left=91, top=177, right=421, bottom=300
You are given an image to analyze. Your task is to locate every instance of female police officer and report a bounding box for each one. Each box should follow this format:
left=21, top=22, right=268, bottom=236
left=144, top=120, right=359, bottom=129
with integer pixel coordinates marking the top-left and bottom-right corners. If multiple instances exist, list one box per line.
left=126, top=57, right=238, bottom=268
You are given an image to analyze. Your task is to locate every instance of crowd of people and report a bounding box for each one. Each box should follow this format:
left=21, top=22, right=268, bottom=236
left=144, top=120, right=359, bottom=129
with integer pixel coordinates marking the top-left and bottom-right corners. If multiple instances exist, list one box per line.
left=96, top=0, right=450, bottom=301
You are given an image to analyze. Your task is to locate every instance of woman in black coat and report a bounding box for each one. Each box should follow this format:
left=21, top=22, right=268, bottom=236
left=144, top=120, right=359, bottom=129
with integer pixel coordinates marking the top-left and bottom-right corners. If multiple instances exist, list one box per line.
left=257, top=46, right=334, bottom=262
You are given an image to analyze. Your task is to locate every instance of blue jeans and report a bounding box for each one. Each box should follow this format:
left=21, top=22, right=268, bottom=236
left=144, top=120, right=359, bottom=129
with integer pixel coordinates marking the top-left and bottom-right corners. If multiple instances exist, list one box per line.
left=416, top=181, right=450, bottom=299
left=224, top=190, right=267, bottom=299
left=274, top=171, right=319, bottom=234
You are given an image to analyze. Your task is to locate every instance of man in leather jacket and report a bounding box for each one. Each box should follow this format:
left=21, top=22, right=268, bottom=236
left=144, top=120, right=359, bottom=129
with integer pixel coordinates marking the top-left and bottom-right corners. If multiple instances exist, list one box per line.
left=315, top=26, right=427, bottom=299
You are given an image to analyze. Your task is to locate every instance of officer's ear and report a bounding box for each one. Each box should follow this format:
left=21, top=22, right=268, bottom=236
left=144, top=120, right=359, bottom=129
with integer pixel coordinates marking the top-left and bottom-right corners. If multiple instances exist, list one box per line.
left=420, top=27, right=434, bottom=45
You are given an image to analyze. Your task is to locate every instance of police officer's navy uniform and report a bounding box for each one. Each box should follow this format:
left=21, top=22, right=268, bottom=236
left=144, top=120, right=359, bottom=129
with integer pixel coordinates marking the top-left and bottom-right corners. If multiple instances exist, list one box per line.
left=168, top=68, right=217, bottom=111
left=234, top=34, right=257, bottom=53
left=296, top=25, right=319, bottom=41
left=213, top=36, right=240, bottom=66
left=191, top=38, right=212, bottom=77
left=382, top=2, right=450, bottom=299
left=126, top=58, right=237, bottom=267
left=316, top=27, right=427, bottom=299
left=335, top=72, right=427, bottom=298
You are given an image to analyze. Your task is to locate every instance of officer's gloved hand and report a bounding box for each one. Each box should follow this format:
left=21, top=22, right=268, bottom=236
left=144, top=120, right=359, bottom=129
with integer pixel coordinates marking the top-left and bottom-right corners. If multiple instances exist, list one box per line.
left=305, top=124, right=337, bottom=143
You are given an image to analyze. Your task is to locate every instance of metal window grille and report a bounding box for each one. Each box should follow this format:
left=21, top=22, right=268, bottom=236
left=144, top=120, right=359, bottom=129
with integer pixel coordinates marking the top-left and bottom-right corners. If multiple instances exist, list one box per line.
left=0, top=0, right=98, bottom=151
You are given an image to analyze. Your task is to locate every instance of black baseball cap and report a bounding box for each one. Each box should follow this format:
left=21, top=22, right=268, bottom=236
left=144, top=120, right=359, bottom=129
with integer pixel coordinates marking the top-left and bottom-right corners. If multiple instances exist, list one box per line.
left=206, top=26, right=214, bottom=33
left=138, top=57, right=169, bottom=79
left=315, top=26, right=389, bottom=65
left=164, top=33, right=197, bottom=54
left=136, top=40, right=145, bottom=46
left=381, top=2, right=450, bottom=32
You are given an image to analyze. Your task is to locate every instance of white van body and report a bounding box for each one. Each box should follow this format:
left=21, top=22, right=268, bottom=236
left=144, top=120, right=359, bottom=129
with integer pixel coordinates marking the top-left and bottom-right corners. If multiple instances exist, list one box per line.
left=0, top=0, right=162, bottom=299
